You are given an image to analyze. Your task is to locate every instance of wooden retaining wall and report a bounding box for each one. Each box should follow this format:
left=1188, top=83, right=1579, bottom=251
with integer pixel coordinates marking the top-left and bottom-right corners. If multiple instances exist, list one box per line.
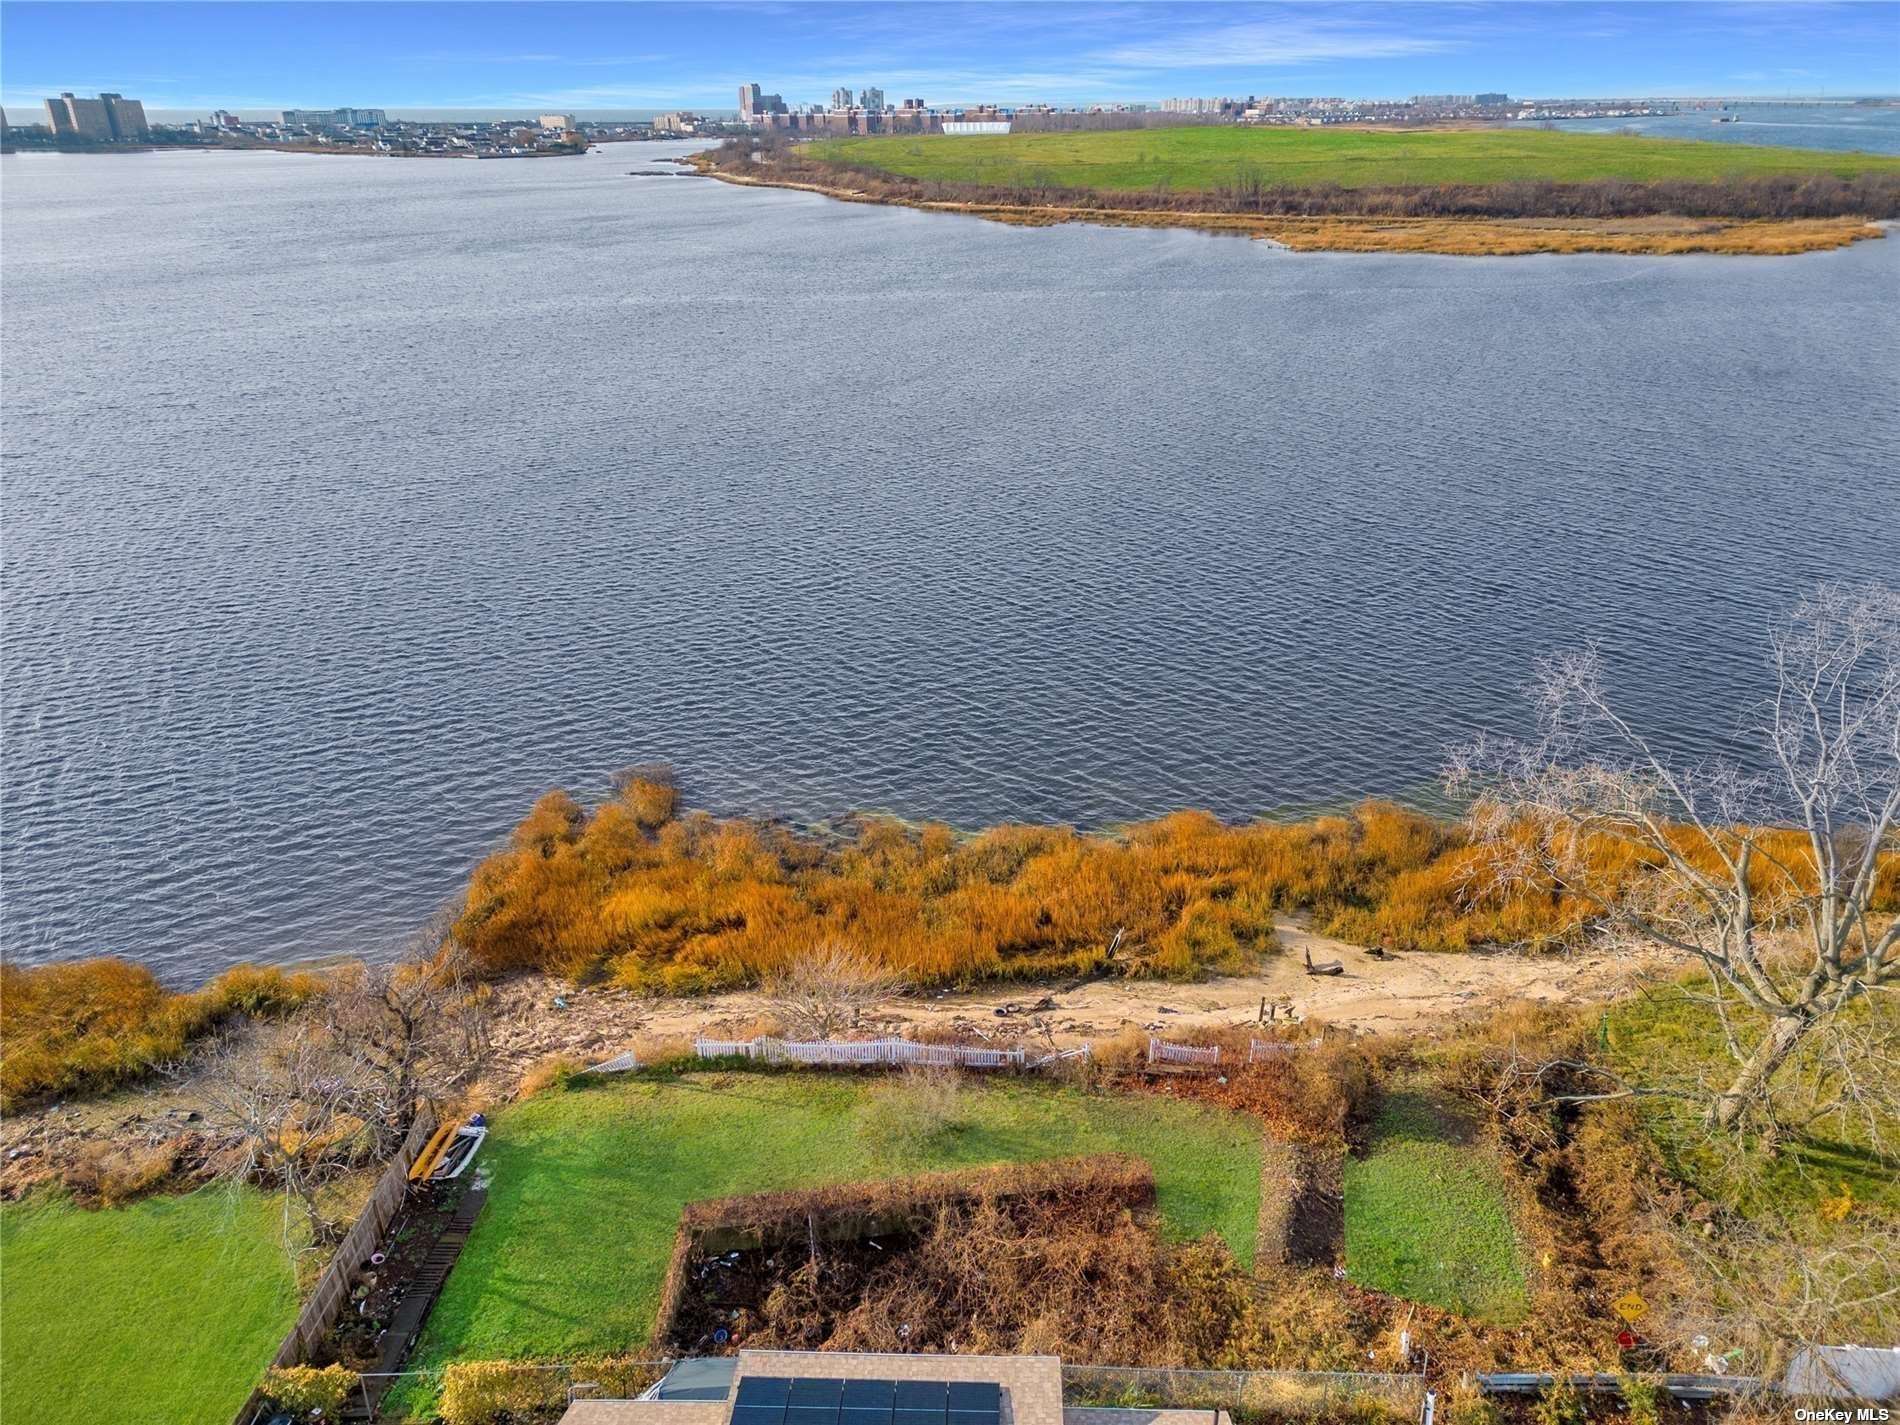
left=232, top=1105, right=440, bottom=1424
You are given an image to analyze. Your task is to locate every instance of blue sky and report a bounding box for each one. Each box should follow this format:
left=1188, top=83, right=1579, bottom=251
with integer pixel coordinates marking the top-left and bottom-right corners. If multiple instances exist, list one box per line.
left=3, top=1, right=1896, bottom=116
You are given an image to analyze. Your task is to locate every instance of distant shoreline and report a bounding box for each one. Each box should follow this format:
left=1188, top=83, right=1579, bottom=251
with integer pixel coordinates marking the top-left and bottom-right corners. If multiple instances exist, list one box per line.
left=0, top=139, right=588, bottom=160
left=689, top=134, right=1897, bottom=256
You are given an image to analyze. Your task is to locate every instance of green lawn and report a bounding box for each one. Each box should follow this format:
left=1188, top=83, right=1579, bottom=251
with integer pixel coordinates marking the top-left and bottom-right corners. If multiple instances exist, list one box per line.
left=392, top=1073, right=1261, bottom=1408
left=1343, top=1089, right=1529, bottom=1323
left=1602, top=986, right=1899, bottom=1221
left=0, top=1185, right=298, bottom=1425
left=809, top=126, right=1900, bottom=194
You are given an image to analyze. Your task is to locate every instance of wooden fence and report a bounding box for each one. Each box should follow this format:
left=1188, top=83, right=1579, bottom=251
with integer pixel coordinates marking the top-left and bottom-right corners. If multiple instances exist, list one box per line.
left=232, top=1105, right=440, bottom=1424
left=1148, top=1038, right=1221, bottom=1067
left=694, top=1036, right=1027, bottom=1069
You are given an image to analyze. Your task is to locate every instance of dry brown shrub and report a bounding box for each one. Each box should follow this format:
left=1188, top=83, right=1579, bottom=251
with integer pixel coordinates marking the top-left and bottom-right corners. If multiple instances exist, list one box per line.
left=1090, top=1025, right=1153, bottom=1073
left=61, top=1139, right=182, bottom=1207
left=667, top=1159, right=1360, bottom=1379
left=516, top=1052, right=586, bottom=1100
left=0, top=957, right=322, bottom=1109
left=613, top=763, right=680, bottom=831
left=629, top=1032, right=697, bottom=1066
left=453, top=786, right=1892, bottom=994
left=1137, top=1031, right=1379, bottom=1146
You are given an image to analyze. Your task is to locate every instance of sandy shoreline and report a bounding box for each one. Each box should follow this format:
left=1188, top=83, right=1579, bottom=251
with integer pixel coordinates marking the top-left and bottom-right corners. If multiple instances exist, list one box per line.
left=0, top=916, right=1655, bottom=1190
left=491, top=916, right=1653, bottom=1070
left=689, top=155, right=1885, bottom=256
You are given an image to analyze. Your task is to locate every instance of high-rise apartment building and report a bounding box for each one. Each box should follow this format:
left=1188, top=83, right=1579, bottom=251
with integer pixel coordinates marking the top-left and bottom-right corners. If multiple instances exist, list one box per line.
left=100, top=93, right=148, bottom=138
left=831, top=87, right=854, bottom=110
left=858, top=87, right=885, bottom=111
left=45, top=93, right=114, bottom=140
left=737, top=83, right=786, bottom=122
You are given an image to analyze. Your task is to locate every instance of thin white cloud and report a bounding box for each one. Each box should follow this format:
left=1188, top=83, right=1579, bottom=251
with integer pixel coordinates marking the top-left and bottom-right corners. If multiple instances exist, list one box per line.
left=1092, top=17, right=1464, bottom=69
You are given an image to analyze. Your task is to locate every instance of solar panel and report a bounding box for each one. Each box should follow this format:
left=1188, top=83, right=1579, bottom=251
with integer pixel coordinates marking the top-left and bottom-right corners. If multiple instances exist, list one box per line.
left=894, top=1382, right=948, bottom=1411
left=738, top=1379, right=794, bottom=1408
left=734, top=1376, right=1003, bottom=1425
left=791, top=1380, right=846, bottom=1408
left=947, top=1384, right=1000, bottom=1413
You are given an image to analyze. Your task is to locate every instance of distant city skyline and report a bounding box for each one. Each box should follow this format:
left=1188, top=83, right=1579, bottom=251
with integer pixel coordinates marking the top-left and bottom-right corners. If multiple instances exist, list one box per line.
left=3, top=0, right=1897, bottom=116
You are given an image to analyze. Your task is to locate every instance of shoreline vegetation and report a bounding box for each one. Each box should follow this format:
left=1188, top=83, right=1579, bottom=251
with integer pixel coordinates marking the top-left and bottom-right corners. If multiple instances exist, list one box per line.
left=691, top=127, right=1900, bottom=255
left=6, top=771, right=1895, bottom=1113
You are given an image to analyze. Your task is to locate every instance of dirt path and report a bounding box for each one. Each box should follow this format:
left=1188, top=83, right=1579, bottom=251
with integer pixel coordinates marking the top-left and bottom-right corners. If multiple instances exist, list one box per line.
left=478, top=917, right=1656, bottom=1077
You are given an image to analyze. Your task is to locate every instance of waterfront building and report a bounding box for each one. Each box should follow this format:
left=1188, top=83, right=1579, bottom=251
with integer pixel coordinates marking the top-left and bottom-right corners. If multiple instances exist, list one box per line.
left=738, top=83, right=786, bottom=122
left=101, top=93, right=148, bottom=138
left=1475, top=92, right=1511, bottom=106
left=45, top=92, right=114, bottom=140
left=281, top=107, right=388, bottom=128
left=540, top=113, right=578, bottom=130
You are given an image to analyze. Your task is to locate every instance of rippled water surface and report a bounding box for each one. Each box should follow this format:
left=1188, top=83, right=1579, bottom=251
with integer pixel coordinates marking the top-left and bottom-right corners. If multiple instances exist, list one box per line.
left=3, top=142, right=1897, bottom=980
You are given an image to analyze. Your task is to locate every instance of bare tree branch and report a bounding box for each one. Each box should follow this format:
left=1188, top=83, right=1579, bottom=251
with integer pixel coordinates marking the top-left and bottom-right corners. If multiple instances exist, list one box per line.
left=764, top=942, right=906, bottom=1040
left=1447, top=582, right=1900, bottom=1131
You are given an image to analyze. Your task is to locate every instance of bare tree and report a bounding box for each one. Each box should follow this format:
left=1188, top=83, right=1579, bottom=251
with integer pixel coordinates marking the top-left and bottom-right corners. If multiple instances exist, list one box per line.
left=198, top=1023, right=377, bottom=1255
left=765, top=942, right=906, bottom=1040
left=1449, top=583, right=1899, bottom=1131
left=322, top=920, right=490, bottom=1154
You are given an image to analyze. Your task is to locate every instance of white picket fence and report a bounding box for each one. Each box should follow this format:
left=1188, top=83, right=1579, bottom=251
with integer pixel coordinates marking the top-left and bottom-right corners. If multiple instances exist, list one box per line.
left=1148, top=1038, right=1222, bottom=1067
left=694, top=1036, right=1028, bottom=1069
left=587, top=1051, right=640, bottom=1074
left=1248, top=1038, right=1314, bottom=1062
left=1030, top=1044, right=1093, bottom=1068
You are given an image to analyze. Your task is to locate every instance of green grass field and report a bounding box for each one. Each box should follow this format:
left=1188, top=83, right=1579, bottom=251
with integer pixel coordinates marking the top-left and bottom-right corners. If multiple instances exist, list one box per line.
left=1603, top=987, right=1899, bottom=1221
left=809, top=126, right=1900, bottom=195
left=390, top=1073, right=1262, bottom=1410
left=1342, top=1089, right=1530, bottom=1323
left=0, top=1185, right=298, bottom=1425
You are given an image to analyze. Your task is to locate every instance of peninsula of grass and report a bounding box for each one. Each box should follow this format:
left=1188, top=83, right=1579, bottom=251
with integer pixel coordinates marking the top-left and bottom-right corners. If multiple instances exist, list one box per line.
left=701, top=126, right=1900, bottom=256
left=1343, top=1088, right=1530, bottom=1323
left=389, top=1073, right=1262, bottom=1412
left=0, top=1185, right=298, bottom=1425
left=808, top=126, right=1900, bottom=194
